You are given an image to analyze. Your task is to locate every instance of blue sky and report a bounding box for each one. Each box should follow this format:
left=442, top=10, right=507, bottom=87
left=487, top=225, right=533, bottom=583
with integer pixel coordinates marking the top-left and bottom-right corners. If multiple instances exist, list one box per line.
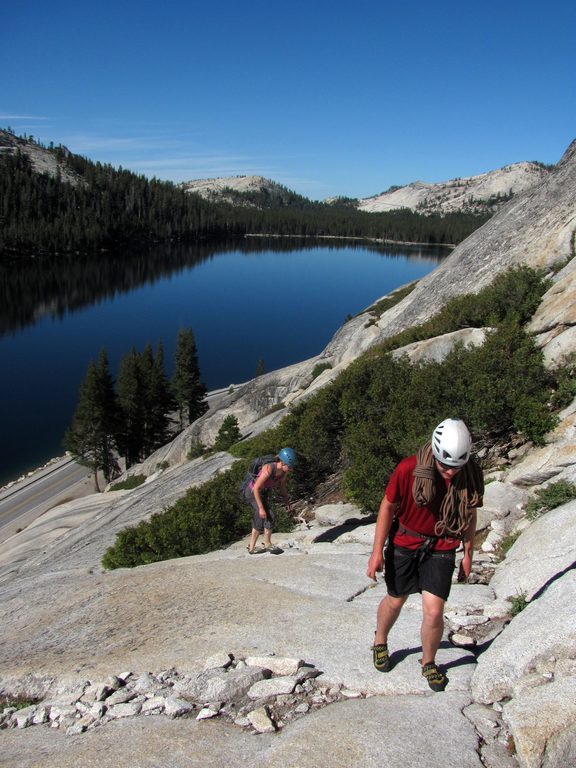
left=2, top=0, right=575, bottom=200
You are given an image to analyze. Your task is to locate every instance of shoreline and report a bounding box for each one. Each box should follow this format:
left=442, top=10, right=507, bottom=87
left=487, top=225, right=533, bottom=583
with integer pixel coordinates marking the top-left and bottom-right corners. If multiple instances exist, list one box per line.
left=0, top=454, right=74, bottom=495
left=244, top=233, right=457, bottom=248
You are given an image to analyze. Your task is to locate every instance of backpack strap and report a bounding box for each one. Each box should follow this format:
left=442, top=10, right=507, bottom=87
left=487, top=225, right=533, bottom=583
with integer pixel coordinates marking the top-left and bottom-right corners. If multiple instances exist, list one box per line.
left=259, top=461, right=277, bottom=481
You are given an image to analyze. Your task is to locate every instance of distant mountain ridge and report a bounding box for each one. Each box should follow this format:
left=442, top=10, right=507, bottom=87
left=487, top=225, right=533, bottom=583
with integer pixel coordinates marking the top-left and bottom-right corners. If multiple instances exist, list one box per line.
left=344, top=161, right=551, bottom=215
left=184, top=162, right=551, bottom=216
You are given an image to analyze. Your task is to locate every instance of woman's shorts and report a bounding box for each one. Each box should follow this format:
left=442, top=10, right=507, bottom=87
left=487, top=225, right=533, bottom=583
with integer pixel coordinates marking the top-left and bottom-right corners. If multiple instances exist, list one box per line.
left=384, top=545, right=457, bottom=600
left=246, top=490, right=275, bottom=532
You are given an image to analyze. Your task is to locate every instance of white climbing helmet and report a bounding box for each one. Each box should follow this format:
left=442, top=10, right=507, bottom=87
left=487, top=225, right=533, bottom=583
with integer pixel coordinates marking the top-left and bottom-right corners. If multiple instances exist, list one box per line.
left=431, top=418, right=472, bottom=467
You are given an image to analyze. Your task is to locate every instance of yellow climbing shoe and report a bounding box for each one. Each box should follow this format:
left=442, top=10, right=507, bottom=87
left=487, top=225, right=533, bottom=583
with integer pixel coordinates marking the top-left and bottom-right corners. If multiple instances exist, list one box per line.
left=371, top=643, right=390, bottom=672
left=422, top=662, right=448, bottom=692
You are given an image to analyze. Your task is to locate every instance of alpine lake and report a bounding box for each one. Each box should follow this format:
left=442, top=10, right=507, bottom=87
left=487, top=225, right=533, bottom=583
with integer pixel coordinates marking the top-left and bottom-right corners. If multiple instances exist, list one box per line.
left=0, top=238, right=449, bottom=486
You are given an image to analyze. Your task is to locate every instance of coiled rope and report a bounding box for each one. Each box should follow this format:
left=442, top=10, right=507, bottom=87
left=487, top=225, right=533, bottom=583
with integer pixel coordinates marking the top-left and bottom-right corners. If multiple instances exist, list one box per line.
left=412, top=441, right=484, bottom=538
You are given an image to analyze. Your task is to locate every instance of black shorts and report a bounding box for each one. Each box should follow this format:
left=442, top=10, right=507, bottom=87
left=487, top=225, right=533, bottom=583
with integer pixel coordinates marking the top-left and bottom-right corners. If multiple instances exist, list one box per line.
left=384, top=545, right=456, bottom=600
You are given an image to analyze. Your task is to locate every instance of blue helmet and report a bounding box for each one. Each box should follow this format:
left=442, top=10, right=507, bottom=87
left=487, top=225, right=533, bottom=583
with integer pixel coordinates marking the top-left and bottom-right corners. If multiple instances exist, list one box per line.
left=278, top=447, right=297, bottom=467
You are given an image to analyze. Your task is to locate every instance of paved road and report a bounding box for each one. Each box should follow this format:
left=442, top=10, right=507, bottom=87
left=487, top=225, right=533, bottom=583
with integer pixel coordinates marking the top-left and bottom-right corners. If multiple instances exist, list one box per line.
left=0, top=384, right=246, bottom=544
left=0, top=458, right=92, bottom=543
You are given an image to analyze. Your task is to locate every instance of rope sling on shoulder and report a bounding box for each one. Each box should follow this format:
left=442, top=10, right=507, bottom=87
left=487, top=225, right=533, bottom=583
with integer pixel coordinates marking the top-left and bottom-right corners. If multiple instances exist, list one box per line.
left=410, top=440, right=484, bottom=539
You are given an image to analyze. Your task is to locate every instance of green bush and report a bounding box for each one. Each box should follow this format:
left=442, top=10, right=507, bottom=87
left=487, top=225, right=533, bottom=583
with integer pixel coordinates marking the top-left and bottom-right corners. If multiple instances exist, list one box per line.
left=509, top=590, right=529, bottom=616
left=499, top=530, right=521, bottom=557
left=441, top=322, right=556, bottom=445
left=187, top=441, right=206, bottom=460
left=525, top=480, right=576, bottom=520
left=102, top=462, right=251, bottom=568
left=377, top=266, right=551, bottom=355
left=310, top=362, right=333, bottom=381
left=264, top=402, right=286, bottom=415
left=1, top=695, right=39, bottom=711
left=109, top=474, right=146, bottom=491
left=549, top=353, right=576, bottom=410
left=337, top=322, right=555, bottom=509
left=363, top=282, right=417, bottom=323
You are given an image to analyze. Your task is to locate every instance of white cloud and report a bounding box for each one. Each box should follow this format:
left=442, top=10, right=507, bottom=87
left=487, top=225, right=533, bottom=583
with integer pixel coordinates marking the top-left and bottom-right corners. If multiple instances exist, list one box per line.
left=0, top=114, right=50, bottom=120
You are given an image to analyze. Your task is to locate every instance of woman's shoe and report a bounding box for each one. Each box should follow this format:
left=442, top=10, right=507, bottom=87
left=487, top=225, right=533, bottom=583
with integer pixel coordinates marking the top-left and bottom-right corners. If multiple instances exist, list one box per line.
left=262, top=544, right=283, bottom=554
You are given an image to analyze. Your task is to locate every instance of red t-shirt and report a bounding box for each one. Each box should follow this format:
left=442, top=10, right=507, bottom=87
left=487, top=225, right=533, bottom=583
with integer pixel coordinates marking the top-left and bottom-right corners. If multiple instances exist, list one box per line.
left=385, top=455, right=462, bottom=551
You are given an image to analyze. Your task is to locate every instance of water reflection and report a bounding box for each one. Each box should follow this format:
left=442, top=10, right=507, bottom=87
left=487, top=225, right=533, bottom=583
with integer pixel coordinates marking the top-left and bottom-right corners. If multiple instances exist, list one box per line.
left=0, top=238, right=448, bottom=337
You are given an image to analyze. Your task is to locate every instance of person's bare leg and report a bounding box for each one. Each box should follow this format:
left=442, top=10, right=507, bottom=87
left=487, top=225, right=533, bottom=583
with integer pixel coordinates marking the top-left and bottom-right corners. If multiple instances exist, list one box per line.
left=263, top=528, right=272, bottom=547
left=374, top=593, right=408, bottom=645
left=248, top=528, right=260, bottom=551
left=420, top=591, right=445, bottom=665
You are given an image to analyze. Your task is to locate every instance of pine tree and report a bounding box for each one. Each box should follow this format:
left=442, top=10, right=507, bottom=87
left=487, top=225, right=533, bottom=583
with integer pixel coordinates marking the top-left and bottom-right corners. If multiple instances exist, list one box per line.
left=172, top=328, right=208, bottom=428
left=116, top=348, right=145, bottom=467
left=214, top=414, right=242, bottom=451
left=140, top=342, right=175, bottom=454
left=63, top=350, right=119, bottom=490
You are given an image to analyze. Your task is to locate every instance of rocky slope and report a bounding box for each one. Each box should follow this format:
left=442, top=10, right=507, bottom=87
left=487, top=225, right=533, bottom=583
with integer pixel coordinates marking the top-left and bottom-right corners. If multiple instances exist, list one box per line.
left=0, top=129, right=82, bottom=186
left=179, top=175, right=298, bottom=207
left=356, top=161, right=549, bottom=215
left=0, top=140, right=575, bottom=768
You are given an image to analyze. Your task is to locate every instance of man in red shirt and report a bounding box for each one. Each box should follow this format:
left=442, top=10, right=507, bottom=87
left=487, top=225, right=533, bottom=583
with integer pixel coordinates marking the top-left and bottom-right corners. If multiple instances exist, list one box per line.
left=366, top=418, right=484, bottom=691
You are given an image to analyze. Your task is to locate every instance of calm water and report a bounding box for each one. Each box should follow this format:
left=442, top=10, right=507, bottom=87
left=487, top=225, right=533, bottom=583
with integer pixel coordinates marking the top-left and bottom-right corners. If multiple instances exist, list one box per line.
left=0, top=239, right=447, bottom=485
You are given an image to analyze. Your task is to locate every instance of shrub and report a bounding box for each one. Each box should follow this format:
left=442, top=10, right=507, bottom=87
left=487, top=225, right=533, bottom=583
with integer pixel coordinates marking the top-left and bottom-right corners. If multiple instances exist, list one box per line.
left=443, top=322, right=557, bottom=445
left=499, top=530, right=521, bottom=557
left=109, top=474, right=146, bottom=491
left=549, top=353, right=576, bottom=410
left=525, top=480, right=576, bottom=520
left=509, top=590, right=529, bottom=616
left=363, top=282, right=417, bottom=323
left=102, top=461, right=251, bottom=568
left=1, top=695, right=39, bottom=711
left=377, top=266, right=551, bottom=355
left=187, top=441, right=206, bottom=460
left=337, top=323, right=555, bottom=508
left=310, top=362, right=332, bottom=381
left=264, top=402, right=286, bottom=415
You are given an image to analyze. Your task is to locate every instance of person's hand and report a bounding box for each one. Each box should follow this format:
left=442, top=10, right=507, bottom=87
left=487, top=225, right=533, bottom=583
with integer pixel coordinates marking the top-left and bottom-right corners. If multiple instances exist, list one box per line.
left=458, top=552, right=473, bottom=582
left=367, top=551, right=384, bottom=581
left=259, top=509, right=266, bottom=519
